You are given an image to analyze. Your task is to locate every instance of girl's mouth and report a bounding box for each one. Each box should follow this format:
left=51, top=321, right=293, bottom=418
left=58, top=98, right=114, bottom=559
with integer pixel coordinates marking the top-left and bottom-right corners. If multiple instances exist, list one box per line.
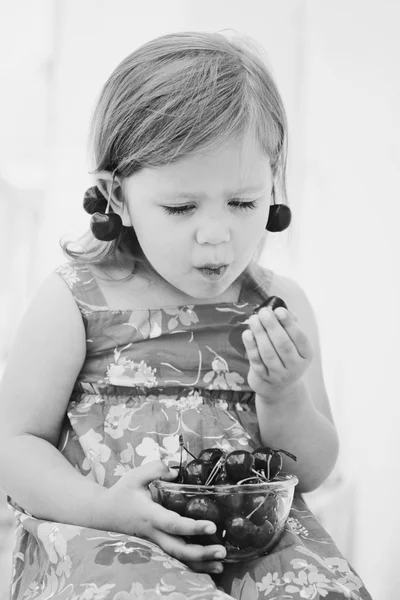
left=197, top=265, right=228, bottom=279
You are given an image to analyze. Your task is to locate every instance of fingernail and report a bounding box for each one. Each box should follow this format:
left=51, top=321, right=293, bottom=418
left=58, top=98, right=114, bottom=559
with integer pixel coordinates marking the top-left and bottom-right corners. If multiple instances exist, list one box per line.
left=212, top=566, right=223, bottom=573
left=205, top=524, right=216, bottom=534
left=275, top=307, right=287, bottom=320
left=214, top=550, right=225, bottom=559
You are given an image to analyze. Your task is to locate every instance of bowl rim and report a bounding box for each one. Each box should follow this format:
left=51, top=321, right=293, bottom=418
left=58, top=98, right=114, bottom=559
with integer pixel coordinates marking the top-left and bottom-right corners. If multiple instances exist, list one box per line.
left=149, top=472, right=299, bottom=492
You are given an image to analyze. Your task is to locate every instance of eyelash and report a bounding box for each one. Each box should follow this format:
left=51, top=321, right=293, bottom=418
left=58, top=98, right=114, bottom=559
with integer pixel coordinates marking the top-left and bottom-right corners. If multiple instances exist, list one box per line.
left=163, top=200, right=259, bottom=215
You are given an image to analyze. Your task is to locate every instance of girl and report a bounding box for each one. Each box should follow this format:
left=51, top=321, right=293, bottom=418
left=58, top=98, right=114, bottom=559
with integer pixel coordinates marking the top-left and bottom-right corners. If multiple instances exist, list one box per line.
left=0, top=31, right=372, bottom=600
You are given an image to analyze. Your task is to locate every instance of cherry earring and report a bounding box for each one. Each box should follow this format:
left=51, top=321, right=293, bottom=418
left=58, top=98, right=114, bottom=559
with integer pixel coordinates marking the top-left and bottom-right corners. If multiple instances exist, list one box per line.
left=265, top=187, right=292, bottom=232
left=89, top=170, right=123, bottom=241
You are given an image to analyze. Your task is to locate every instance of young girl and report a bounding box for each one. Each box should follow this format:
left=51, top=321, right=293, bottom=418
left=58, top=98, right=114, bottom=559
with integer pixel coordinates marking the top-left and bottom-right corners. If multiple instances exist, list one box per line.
left=0, top=31, right=372, bottom=600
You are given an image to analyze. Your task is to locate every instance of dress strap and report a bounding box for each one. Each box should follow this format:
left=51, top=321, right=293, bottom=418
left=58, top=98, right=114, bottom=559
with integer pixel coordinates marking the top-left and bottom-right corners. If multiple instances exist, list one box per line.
left=54, top=263, right=109, bottom=315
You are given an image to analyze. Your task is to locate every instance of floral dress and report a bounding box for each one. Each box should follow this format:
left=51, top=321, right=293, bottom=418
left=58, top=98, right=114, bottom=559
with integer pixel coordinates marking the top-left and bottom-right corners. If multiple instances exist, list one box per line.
left=8, top=262, right=372, bottom=600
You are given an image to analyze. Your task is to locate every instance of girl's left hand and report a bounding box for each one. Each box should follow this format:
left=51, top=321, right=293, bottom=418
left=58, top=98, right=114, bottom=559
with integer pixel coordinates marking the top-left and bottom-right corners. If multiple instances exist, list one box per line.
left=242, top=307, right=313, bottom=403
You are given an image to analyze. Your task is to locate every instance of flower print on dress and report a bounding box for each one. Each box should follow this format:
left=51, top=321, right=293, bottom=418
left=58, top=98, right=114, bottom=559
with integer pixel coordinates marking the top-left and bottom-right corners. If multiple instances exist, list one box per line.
left=95, top=539, right=152, bottom=567
left=74, top=582, right=116, bottom=600
left=164, top=305, right=199, bottom=331
left=104, top=405, right=138, bottom=439
left=257, top=568, right=332, bottom=599
left=80, top=429, right=112, bottom=485
left=159, top=390, right=203, bottom=412
left=287, top=516, right=310, bottom=538
left=100, top=345, right=157, bottom=388
left=114, top=443, right=136, bottom=477
left=36, top=522, right=82, bottom=579
left=203, top=346, right=244, bottom=390
left=135, top=435, right=182, bottom=466
left=55, top=263, right=81, bottom=289
left=125, top=309, right=163, bottom=340
left=231, top=572, right=259, bottom=600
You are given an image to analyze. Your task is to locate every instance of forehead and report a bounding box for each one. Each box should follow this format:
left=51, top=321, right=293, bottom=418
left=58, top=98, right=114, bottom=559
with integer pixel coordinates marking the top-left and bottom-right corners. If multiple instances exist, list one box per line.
left=130, top=135, right=271, bottom=197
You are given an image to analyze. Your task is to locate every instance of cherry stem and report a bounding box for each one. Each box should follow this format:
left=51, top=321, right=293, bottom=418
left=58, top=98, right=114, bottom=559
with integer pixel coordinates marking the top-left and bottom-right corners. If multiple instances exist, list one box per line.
left=277, top=449, right=297, bottom=462
left=246, top=497, right=268, bottom=520
left=237, top=477, right=260, bottom=485
left=204, top=456, right=225, bottom=486
left=178, top=434, right=197, bottom=460
left=251, top=468, right=269, bottom=481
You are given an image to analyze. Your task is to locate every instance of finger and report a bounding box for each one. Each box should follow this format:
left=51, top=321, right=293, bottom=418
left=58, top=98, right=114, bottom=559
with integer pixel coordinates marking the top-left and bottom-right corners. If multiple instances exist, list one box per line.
left=258, top=308, right=297, bottom=368
left=151, top=529, right=226, bottom=564
left=248, top=313, right=285, bottom=370
left=149, top=502, right=218, bottom=537
left=186, top=560, right=224, bottom=575
left=124, top=460, right=177, bottom=487
left=274, top=308, right=313, bottom=360
left=242, top=329, right=269, bottom=376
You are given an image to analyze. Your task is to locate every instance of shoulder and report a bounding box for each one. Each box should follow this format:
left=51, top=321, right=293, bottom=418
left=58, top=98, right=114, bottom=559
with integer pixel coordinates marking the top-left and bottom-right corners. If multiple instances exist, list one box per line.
left=0, top=266, right=87, bottom=442
left=268, top=272, right=308, bottom=305
left=268, top=272, right=317, bottom=330
left=23, top=267, right=87, bottom=342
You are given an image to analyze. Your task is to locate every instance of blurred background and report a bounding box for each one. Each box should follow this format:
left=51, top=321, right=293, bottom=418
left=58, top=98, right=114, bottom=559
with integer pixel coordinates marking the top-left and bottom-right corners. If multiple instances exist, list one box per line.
left=0, top=1, right=399, bottom=598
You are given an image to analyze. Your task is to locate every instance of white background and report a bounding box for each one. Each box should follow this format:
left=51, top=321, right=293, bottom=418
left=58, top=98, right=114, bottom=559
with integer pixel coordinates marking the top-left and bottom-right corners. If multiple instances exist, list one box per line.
left=0, top=1, right=399, bottom=598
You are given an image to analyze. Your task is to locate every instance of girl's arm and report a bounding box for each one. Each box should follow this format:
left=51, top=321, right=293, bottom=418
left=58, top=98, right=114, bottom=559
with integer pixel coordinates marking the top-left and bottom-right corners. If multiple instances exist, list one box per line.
left=0, top=272, right=108, bottom=525
left=245, top=274, right=339, bottom=493
left=0, top=273, right=226, bottom=573
left=255, top=381, right=339, bottom=493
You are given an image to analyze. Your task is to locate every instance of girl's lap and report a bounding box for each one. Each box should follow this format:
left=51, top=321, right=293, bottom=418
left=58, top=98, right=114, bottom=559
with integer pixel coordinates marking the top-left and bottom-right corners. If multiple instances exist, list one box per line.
left=11, top=497, right=372, bottom=600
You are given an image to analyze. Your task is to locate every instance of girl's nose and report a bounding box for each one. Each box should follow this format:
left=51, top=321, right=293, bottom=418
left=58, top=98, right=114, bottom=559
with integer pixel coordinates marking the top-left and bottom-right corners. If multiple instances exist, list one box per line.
left=195, top=222, right=231, bottom=245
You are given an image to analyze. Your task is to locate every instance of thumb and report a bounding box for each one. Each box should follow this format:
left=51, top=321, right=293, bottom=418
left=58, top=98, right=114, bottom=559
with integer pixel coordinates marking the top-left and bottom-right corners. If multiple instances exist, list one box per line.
left=123, top=460, right=177, bottom=488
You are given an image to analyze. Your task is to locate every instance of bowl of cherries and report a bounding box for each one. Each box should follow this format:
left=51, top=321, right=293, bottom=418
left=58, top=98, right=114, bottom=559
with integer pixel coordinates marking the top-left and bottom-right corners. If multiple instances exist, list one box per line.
left=150, top=436, right=298, bottom=562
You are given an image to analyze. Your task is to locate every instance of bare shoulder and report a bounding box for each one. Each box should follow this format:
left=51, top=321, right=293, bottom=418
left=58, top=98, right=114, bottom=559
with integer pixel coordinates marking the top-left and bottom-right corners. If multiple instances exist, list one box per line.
left=269, top=272, right=335, bottom=424
left=268, top=272, right=308, bottom=307
left=0, top=271, right=86, bottom=444
left=268, top=272, right=317, bottom=332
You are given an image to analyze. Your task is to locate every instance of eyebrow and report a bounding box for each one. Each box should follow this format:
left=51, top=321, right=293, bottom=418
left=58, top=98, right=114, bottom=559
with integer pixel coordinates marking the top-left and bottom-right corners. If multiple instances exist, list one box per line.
left=161, top=186, right=265, bottom=201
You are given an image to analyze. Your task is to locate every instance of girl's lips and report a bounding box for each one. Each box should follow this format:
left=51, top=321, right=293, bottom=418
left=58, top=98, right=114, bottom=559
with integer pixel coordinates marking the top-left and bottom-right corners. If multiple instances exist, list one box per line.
left=197, top=263, right=228, bottom=269
left=197, top=265, right=228, bottom=279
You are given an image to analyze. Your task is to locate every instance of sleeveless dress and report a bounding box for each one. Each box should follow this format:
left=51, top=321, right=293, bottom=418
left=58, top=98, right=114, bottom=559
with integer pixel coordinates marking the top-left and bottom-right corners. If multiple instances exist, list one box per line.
left=8, top=262, right=372, bottom=600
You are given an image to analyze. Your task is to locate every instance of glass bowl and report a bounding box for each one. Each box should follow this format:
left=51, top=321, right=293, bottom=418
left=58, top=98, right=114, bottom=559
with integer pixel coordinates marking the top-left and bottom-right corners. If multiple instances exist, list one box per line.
left=149, top=473, right=298, bottom=562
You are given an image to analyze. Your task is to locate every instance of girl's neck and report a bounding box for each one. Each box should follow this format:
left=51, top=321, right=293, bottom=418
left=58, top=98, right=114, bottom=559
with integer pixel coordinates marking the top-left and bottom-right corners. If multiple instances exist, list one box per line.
left=88, top=256, right=243, bottom=310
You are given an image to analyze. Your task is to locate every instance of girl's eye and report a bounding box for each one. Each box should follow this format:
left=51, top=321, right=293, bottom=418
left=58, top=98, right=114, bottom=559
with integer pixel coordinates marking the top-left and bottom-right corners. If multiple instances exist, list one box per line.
left=163, top=200, right=258, bottom=216
left=163, top=205, right=194, bottom=215
left=229, top=200, right=258, bottom=211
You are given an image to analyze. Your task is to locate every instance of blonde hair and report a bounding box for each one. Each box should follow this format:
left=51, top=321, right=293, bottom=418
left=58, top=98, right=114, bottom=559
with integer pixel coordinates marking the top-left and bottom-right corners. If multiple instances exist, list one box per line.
left=62, top=30, right=288, bottom=265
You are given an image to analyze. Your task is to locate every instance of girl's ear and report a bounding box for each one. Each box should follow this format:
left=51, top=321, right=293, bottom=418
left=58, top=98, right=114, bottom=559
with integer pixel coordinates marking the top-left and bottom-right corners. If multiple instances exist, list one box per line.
left=95, top=172, right=132, bottom=227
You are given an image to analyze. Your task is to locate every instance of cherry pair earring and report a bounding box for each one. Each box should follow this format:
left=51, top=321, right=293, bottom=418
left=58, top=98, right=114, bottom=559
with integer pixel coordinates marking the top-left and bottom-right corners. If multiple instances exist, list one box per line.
left=83, top=170, right=123, bottom=242
left=83, top=180, right=292, bottom=241
left=265, top=187, right=292, bottom=232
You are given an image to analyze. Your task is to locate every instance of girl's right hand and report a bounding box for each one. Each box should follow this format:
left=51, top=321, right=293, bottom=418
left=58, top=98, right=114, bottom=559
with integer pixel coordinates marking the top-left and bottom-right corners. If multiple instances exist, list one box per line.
left=97, top=460, right=226, bottom=574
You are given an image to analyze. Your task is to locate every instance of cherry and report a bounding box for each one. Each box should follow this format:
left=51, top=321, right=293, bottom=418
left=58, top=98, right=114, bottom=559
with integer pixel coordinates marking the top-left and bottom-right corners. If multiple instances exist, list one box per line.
left=182, top=459, right=211, bottom=485
left=213, top=471, right=233, bottom=485
left=253, top=296, right=288, bottom=314
left=198, top=448, right=225, bottom=466
left=224, top=516, right=257, bottom=549
left=161, top=492, right=187, bottom=516
left=252, top=447, right=297, bottom=480
left=187, top=528, right=225, bottom=546
left=185, top=497, right=222, bottom=525
left=246, top=493, right=279, bottom=526
left=217, top=490, right=246, bottom=515
left=225, top=450, right=255, bottom=483
left=252, top=520, right=275, bottom=549
left=90, top=212, right=122, bottom=242
left=252, top=447, right=282, bottom=480
left=169, top=465, right=184, bottom=484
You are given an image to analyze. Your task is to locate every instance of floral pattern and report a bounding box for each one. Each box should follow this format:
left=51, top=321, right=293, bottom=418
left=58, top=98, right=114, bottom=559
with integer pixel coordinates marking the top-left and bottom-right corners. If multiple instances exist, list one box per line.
left=7, top=264, right=372, bottom=600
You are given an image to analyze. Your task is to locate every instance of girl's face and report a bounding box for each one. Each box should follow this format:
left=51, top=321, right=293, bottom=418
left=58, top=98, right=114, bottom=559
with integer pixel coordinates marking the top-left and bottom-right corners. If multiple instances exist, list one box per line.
left=120, top=134, right=272, bottom=301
